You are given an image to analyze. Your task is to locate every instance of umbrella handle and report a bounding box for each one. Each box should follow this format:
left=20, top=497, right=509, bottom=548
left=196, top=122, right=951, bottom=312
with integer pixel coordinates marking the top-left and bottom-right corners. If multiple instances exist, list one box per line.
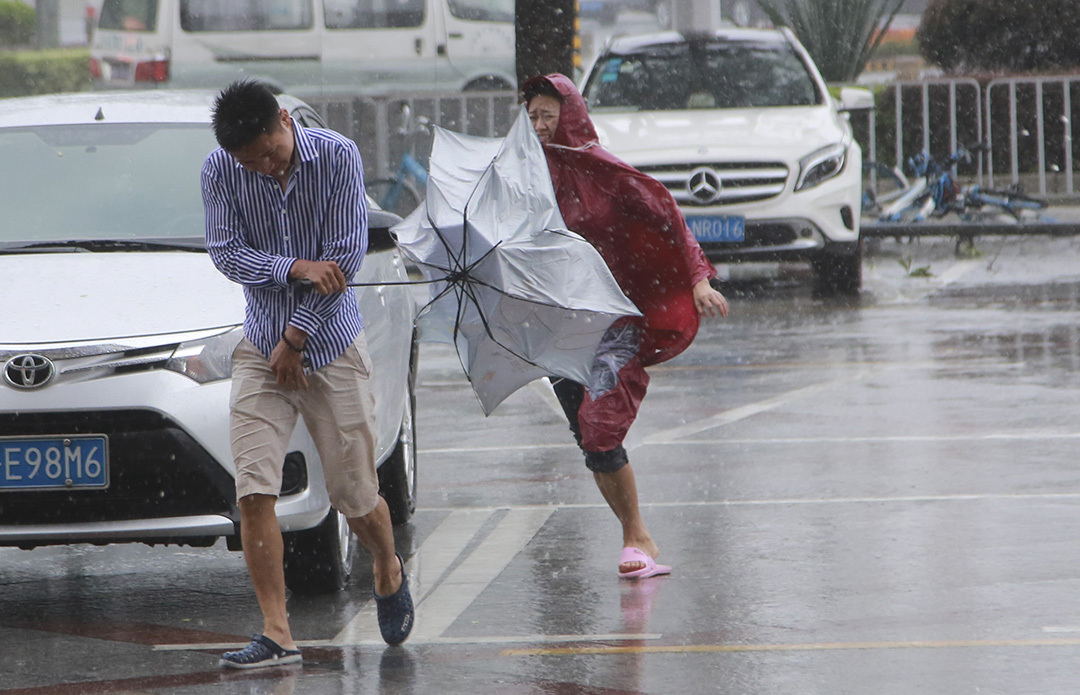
left=289, top=277, right=438, bottom=291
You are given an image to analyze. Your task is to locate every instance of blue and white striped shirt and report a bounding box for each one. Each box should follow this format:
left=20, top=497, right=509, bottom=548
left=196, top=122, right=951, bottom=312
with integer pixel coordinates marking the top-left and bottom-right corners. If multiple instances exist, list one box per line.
left=202, top=121, right=368, bottom=371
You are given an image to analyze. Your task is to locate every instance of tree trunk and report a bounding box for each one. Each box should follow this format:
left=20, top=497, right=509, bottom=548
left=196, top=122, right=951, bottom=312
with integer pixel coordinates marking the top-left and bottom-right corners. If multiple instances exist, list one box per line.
left=515, top=0, right=577, bottom=89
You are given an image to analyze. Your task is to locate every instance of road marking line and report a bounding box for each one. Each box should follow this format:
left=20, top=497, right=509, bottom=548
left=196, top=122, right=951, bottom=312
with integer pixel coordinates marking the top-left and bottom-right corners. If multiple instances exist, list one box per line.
left=154, top=633, right=662, bottom=651
left=407, top=509, right=493, bottom=604
left=156, top=508, right=553, bottom=651
left=501, top=636, right=1080, bottom=657
left=675, top=432, right=1080, bottom=445
left=413, top=633, right=662, bottom=645
left=421, top=443, right=578, bottom=454
left=329, top=508, right=493, bottom=646
left=415, top=491, right=1080, bottom=514
left=329, top=507, right=553, bottom=646
left=406, top=507, right=552, bottom=644
left=154, top=641, right=260, bottom=651
left=644, top=371, right=869, bottom=444
left=416, top=429, right=1080, bottom=455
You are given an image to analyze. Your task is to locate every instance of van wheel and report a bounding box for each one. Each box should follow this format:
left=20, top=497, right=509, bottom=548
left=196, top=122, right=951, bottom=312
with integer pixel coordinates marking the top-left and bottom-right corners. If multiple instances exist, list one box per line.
left=378, top=338, right=418, bottom=526
left=282, top=509, right=356, bottom=595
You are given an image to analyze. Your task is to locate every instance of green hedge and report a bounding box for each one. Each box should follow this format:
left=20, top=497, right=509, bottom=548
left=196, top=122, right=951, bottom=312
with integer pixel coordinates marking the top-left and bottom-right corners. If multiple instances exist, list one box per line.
left=0, top=48, right=91, bottom=98
left=919, top=0, right=1080, bottom=74
left=0, top=0, right=35, bottom=48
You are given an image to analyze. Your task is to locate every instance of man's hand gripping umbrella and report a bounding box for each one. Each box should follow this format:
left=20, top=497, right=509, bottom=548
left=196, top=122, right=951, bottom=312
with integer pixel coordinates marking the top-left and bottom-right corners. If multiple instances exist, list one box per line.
left=297, top=108, right=641, bottom=415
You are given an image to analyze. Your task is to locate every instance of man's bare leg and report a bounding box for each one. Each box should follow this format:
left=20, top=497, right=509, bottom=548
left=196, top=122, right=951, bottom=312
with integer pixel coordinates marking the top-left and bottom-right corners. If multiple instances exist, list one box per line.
left=348, top=495, right=402, bottom=597
left=593, top=464, right=658, bottom=573
left=238, top=493, right=296, bottom=650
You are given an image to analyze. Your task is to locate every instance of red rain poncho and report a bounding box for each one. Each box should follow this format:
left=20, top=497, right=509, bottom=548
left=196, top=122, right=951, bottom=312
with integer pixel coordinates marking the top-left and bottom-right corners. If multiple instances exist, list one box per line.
left=527, top=73, right=715, bottom=366
left=524, top=74, right=716, bottom=452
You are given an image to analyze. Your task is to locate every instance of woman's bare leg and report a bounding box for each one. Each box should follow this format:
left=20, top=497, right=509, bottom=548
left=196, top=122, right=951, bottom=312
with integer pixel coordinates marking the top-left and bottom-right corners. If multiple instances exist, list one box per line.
left=593, top=464, right=658, bottom=573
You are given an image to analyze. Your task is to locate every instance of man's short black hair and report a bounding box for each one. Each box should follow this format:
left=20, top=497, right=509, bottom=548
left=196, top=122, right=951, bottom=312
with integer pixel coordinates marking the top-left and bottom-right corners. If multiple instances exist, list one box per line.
left=211, top=79, right=281, bottom=152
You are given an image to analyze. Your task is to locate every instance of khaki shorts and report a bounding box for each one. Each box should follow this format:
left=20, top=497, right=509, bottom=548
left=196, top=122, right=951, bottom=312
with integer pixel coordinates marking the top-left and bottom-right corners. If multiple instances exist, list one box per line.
left=229, top=335, right=379, bottom=518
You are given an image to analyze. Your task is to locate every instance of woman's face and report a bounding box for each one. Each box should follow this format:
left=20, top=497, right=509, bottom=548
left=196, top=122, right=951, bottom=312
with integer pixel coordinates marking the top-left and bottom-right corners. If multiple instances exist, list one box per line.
left=528, top=94, right=561, bottom=143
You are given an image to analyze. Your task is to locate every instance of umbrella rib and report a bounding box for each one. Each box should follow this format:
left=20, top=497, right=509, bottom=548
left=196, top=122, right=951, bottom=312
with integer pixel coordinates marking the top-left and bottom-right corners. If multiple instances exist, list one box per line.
left=449, top=277, right=474, bottom=381
left=456, top=270, right=547, bottom=372
left=426, top=209, right=467, bottom=275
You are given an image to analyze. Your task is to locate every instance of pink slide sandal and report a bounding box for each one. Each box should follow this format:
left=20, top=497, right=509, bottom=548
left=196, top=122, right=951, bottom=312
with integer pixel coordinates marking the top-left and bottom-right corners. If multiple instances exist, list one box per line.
left=618, top=546, right=672, bottom=579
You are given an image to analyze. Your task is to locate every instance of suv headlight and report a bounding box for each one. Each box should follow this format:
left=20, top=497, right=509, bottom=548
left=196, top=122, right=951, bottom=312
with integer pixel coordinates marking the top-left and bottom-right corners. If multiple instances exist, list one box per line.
left=795, top=142, right=848, bottom=192
left=165, top=327, right=244, bottom=383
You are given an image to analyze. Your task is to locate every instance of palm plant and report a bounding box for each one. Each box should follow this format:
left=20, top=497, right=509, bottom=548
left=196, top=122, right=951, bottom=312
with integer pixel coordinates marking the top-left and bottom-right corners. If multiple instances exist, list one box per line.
left=756, top=0, right=905, bottom=83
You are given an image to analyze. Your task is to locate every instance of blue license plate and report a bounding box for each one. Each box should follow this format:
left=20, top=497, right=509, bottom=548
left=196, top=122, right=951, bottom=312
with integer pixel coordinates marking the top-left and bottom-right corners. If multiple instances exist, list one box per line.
left=688, top=215, right=745, bottom=243
left=0, top=435, right=109, bottom=491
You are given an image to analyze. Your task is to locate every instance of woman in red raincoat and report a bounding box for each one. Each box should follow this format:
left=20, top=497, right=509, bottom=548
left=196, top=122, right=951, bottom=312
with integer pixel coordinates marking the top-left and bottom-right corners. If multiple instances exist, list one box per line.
left=522, top=74, right=729, bottom=578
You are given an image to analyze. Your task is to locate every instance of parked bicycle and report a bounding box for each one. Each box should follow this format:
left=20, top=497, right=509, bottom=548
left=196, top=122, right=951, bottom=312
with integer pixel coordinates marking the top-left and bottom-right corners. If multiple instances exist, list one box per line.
left=876, top=148, right=968, bottom=223
left=861, top=160, right=911, bottom=218
left=367, top=104, right=429, bottom=218
left=874, top=144, right=1052, bottom=225
left=959, top=182, right=1051, bottom=223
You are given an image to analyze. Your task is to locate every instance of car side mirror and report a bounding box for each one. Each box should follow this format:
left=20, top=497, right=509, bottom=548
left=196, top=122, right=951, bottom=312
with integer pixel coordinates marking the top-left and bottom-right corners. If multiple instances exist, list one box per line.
left=837, top=87, right=875, bottom=112
left=369, top=209, right=403, bottom=252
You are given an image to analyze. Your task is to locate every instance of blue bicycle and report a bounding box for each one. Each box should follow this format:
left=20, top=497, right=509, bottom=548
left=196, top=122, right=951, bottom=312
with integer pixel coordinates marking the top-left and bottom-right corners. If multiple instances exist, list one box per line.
left=960, top=182, right=1052, bottom=222
left=877, top=144, right=1052, bottom=224
left=877, top=148, right=969, bottom=224
left=368, top=105, right=429, bottom=218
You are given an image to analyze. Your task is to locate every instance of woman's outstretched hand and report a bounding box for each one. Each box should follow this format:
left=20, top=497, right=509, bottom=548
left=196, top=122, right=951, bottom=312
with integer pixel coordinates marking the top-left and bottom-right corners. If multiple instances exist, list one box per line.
left=693, top=278, right=729, bottom=318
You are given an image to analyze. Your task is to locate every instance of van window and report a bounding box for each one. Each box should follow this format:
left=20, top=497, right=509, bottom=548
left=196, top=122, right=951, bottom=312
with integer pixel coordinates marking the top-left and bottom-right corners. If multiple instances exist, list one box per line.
left=98, top=0, right=158, bottom=31
left=180, top=0, right=314, bottom=32
left=446, top=0, right=513, bottom=22
left=324, top=0, right=424, bottom=29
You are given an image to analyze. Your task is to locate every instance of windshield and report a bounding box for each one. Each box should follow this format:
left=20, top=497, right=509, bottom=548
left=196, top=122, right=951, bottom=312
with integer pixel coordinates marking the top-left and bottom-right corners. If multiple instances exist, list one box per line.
left=98, top=0, right=158, bottom=31
left=0, top=123, right=213, bottom=246
left=181, top=0, right=314, bottom=32
left=583, top=39, right=822, bottom=112
left=446, top=0, right=514, bottom=22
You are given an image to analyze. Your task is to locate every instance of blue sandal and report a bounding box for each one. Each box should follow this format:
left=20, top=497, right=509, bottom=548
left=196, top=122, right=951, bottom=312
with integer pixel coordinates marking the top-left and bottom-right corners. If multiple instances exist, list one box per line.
left=219, top=634, right=302, bottom=669
left=374, top=553, right=414, bottom=646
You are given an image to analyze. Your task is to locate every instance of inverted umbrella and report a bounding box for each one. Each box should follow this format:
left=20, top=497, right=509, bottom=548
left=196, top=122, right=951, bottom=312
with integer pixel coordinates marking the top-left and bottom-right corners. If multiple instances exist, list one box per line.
left=391, top=108, right=641, bottom=415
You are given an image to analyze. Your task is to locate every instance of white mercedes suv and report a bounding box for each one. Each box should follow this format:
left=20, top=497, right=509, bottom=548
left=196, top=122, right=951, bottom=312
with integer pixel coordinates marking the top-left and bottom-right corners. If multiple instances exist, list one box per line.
left=581, top=28, right=872, bottom=295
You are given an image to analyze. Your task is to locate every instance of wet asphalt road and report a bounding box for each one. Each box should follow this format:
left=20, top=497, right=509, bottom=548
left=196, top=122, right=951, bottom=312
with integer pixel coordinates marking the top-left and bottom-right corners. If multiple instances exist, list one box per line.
left=3, top=233, right=1080, bottom=694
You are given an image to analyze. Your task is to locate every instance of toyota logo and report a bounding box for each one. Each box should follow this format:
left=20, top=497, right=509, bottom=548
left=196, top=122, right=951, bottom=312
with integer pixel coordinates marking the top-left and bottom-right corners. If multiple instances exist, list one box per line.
left=4, top=354, right=56, bottom=389
left=687, top=167, right=723, bottom=204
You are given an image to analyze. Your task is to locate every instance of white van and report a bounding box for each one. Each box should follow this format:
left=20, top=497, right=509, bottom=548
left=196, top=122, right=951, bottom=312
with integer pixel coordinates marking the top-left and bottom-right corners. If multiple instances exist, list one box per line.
left=89, top=0, right=516, bottom=96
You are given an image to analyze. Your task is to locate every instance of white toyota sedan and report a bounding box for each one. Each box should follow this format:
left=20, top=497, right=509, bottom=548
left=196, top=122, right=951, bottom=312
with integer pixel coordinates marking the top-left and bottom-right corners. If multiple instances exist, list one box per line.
left=0, top=91, right=417, bottom=594
left=581, top=28, right=872, bottom=295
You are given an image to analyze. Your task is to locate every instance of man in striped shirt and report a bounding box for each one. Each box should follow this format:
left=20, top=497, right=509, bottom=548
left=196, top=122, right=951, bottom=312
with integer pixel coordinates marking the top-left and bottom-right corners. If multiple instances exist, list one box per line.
left=202, top=80, right=413, bottom=669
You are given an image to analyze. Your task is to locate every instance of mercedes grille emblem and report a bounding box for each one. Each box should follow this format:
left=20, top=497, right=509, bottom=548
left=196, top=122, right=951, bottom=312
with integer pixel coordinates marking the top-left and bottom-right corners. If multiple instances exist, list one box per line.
left=4, top=354, right=56, bottom=389
left=687, top=167, right=723, bottom=204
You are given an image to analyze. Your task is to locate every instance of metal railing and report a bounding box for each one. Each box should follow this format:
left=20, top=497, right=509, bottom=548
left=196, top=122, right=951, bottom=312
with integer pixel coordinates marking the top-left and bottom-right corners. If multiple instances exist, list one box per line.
left=856, top=75, right=1080, bottom=201
left=301, top=90, right=520, bottom=181
left=850, top=76, right=1080, bottom=238
left=985, top=76, right=1080, bottom=197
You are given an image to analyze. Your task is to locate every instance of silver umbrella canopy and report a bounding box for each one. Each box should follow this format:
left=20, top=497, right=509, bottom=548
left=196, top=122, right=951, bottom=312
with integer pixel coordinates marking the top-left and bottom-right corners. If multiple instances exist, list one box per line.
left=391, top=108, right=641, bottom=415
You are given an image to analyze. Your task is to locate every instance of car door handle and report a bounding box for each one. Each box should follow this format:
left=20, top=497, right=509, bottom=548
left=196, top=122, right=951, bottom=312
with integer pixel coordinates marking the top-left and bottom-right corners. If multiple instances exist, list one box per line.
left=414, top=38, right=423, bottom=55
left=448, top=32, right=463, bottom=39
left=437, top=44, right=447, bottom=56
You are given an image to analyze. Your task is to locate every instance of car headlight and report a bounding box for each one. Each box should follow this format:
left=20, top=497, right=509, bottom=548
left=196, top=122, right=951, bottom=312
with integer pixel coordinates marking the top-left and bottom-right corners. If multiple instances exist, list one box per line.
left=165, top=327, right=244, bottom=383
left=795, top=142, right=848, bottom=192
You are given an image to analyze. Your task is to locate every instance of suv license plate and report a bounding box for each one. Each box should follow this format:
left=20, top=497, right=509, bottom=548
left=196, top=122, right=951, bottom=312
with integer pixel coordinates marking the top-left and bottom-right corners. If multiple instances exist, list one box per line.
left=0, top=435, right=109, bottom=491
left=688, top=215, right=745, bottom=243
